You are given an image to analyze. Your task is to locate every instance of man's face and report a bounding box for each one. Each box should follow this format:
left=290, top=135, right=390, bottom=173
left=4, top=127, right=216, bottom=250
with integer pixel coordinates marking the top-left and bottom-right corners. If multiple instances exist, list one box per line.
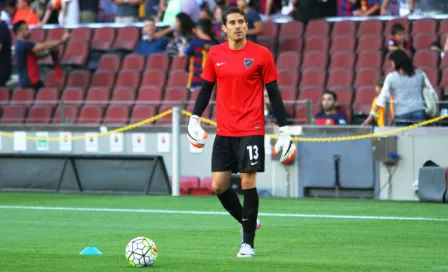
left=143, top=20, right=156, bottom=36
left=222, top=13, right=247, bottom=42
left=394, top=31, right=405, bottom=44
left=321, top=93, right=336, bottom=111
left=236, top=0, right=247, bottom=9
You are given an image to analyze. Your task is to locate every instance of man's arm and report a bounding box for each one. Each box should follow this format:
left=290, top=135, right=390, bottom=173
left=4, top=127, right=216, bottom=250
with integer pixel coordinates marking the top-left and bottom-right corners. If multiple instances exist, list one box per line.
left=265, top=80, right=288, bottom=127
left=380, top=0, right=389, bottom=14
left=32, top=31, right=70, bottom=53
left=192, top=80, right=215, bottom=116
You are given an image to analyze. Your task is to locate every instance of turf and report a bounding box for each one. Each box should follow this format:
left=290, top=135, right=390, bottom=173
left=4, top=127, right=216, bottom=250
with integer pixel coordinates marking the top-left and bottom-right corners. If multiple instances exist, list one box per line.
left=0, top=193, right=447, bottom=272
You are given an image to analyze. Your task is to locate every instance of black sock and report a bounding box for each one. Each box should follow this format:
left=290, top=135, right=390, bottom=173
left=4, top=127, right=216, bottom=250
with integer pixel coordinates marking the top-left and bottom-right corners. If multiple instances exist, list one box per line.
left=242, top=187, right=259, bottom=248
left=217, top=187, right=243, bottom=224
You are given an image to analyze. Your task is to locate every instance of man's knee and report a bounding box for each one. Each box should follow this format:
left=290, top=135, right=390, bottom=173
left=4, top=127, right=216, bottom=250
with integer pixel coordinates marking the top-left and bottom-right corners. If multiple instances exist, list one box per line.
left=212, top=172, right=231, bottom=194
left=212, top=182, right=229, bottom=194
left=240, top=172, right=256, bottom=189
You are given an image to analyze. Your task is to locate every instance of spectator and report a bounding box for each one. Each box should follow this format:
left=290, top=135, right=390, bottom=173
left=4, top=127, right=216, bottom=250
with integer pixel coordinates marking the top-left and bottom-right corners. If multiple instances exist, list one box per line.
left=381, top=0, right=414, bottom=16
left=199, top=6, right=213, bottom=20
left=370, top=50, right=428, bottom=127
left=154, top=0, right=200, bottom=39
left=337, top=0, right=357, bottom=16
left=0, top=16, right=12, bottom=87
left=165, top=12, right=195, bottom=56
left=212, top=5, right=225, bottom=42
left=13, top=20, right=70, bottom=90
left=12, top=0, right=40, bottom=26
left=353, top=0, right=380, bottom=16
left=40, top=0, right=62, bottom=25
left=179, top=18, right=217, bottom=91
left=135, top=18, right=168, bottom=56
left=314, top=90, right=348, bottom=125
left=385, top=23, right=414, bottom=56
left=144, top=0, right=159, bottom=18
left=362, top=77, right=395, bottom=126
left=79, top=0, right=99, bottom=23
left=236, top=0, right=262, bottom=43
left=58, top=0, right=80, bottom=26
left=264, top=0, right=283, bottom=20
left=108, top=0, right=143, bottom=23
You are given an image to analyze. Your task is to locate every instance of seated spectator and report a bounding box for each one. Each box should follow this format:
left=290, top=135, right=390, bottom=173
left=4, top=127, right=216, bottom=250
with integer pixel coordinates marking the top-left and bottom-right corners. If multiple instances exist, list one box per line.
left=40, top=0, right=62, bottom=25
left=13, top=20, right=70, bottom=90
left=381, top=0, right=414, bottom=16
left=362, top=77, right=395, bottom=126
left=337, top=0, right=358, bottom=16
left=200, top=7, right=213, bottom=20
left=237, top=0, right=262, bottom=43
left=0, top=17, right=12, bottom=87
left=353, top=0, right=380, bottom=16
left=165, top=12, right=195, bottom=57
left=154, top=0, right=200, bottom=39
left=135, top=18, right=168, bottom=56
left=12, top=0, right=40, bottom=26
left=385, top=23, right=415, bottom=56
left=212, top=5, right=225, bottom=42
left=144, top=0, right=159, bottom=19
left=314, top=90, right=347, bottom=125
left=108, top=0, right=143, bottom=23
left=179, top=18, right=217, bottom=92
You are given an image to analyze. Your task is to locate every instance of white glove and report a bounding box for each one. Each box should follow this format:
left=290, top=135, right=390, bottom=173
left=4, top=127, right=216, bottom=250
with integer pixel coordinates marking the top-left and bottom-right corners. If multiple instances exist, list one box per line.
left=187, top=115, right=208, bottom=148
left=274, top=126, right=297, bottom=164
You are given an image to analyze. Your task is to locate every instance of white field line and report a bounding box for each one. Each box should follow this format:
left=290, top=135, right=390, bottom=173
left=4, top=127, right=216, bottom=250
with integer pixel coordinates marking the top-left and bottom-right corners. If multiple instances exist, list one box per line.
left=0, top=205, right=447, bottom=222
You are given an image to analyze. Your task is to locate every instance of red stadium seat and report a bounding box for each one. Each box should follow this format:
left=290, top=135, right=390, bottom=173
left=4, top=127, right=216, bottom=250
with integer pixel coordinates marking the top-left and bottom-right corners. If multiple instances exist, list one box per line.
left=156, top=104, right=174, bottom=125
left=258, top=37, right=276, bottom=54
left=354, top=68, right=381, bottom=87
left=305, top=20, right=330, bottom=37
left=330, top=51, right=355, bottom=69
left=66, top=70, right=91, bottom=90
left=277, top=51, right=300, bottom=70
left=190, top=176, right=213, bottom=195
left=412, top=18, right=437, bottom=35
left=111, top=87, right=136, bottom=104
left=358, top=20, right=383, bottom=36
left=278, top=38, right=303, bottom=53
left=103, top=105, right=130, bottom=125
left=280, top=86, right=297, bottom=116
left=71, top=27, right=93, bottom=42
left=357, top=35, right=384, bottom=52
left=91, top=27, right=116, bottom=51
left=115, top=70, right=140, bottom=89
left=10, top=88, right=35, bottom=107
left=97, top=54, right=122, bottom=72
left=137, top=86, right=163, bottom=102
left=141, top=70, right=166, bottom=88
left=304, top=36, right=329, bottom=52
left=164, top=87, right=188, bottom=101
left=0, top=87, right=9, bottom=102
left=332, top=21, right=357, bottom=36
left=30, top=28, right=46, bottom=43
left=171, top=56, right=188, bottom=71
left=61, top=40, right=89, bottom=67
left=122, top=54, right=146, bottom=73
left=278, top=70, right=299, bottom=87
left=61, top=87, right=85, bottom=107
left=146, top=53, right=170, bottom=71
left=85, top=87, right=110, bottom=105
left=77, top=105, right=105, bottom=125
left=302, top=51, right=328, bottom=70
left=90, top=71, right=115, bottom=90
left=179, top=176, right=200, bottom=195
left=279, top=21, right=304, bottom=38
left=52, top=106, right=80, bottom=124
left=44, top=70, right=67, bottom=90
left=261, top=21, right=278, bottom=38
left=112, top=26, right=139, bottom=52
left=294, top=104, right=320, bottom=124
left=326, top=69, right=353, bottom=88
left=299, top=69, right=326, bottom=88
left=298, top=86, right=324, bottom=105
left=441, top=54, right=448, bottom=70
left=46, top=27, right=64, bottom=40
left=131, top=105, right=157, bottom=125
left=420, top=67, right=439, bottom=88
left=353, top=86, right=377, bottom=114
left=166, top=71, right=189, bottom=88
left=412, top=33, right=438, bottom=50
left=440, top=69, right=448, bottom=88
left=26, top=106, right=53, bottom=124
left=413, top=49, right=440, bottom=68
left=439, top=19, right=448, bottom=34
left=35, top=87, right=58, bottom=107
left=330, top=35, right=356, bottom=53
left=356, top=51, right=382, bottom=69
left=1, top=106, right=27, bottom=123
left=330, top=86, right=354, bottom=106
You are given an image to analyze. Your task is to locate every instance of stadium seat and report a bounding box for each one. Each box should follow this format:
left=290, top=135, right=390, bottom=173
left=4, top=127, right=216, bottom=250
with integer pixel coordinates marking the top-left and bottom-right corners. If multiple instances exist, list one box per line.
left=439, top=19, right=448, bottom=35
left=122, top=54, right=146, bottom=73
left=46, top=27, right=65, bottom=41
left=1, top=105, right=27, bottom=123
left=171, top=56, right=188, bottom=71
left=326, top=69, right=353, bottom=88
left=302, top=51, right=328, bottom=70
left=90, top=71, right=115, bottom=90
left=156, top=104, right=174, bottom=125
left=357, top=35, right=384, bottom=52
left=330, top=35, right=356, bottom=53
left=357, top=20, right=383, bottom=36
left=111, top=87, right=136, bottom=105
left=412, top=18, right=437, bottom=35
left=146, top=53, right=170, bottom=71
left=384, top=18, right=410, bottom=37
left=44, top=70, right=67, bottom=90
left=258, top=37, right=276, bottom=54
left=131, top=104, right=157, bottom=125
left=354, top=68, right=381, bottom=87
left=103, top=105, right=130, bottom=125
left=35, top=87, right=58, bottom=107
left=304, top=36, right=329, bottom=52
left=77, top=105, right=105, bottom=124
left=356, top=51, right=382, bottom=68
left=66, top=70, right=91, bottom=90
left=294, top=104, right=320, bottom=124
left=276, top=51, right=300, bottom=70
left=61, top=40, right=89, bottom=67
left=277, top=70, right=299, bottom=87
left=279, top=21, right=304, bottom=38
left=178, top=176, right=200, bottom=195
left=115, top=70, right=140, bottom=89
left=97, top=54, right=122, bottom=72
left=164, top=87, right=188, bottom=101
left=141, top=70, right=166, bottom=88
left=0, top=87, right=9, bottom=101
left=305, top=20, right=330, bottom=37
left=61, top=87, right=85, bottom=107
left=298, top=86, right=324, bottom=105
left=330, top=51, right=355, bottom=69
left=332, top=21, right=357, bottom=37
left=278, top=38, right=303, bottom=53
left=137, top=86, right=163, bottom=102
left=85, top=87, right=110, bottom=105
left=10, top=88, right=35, bottom=107
left=299, top=69, right=326, bottom=88
left=91, top=27, right=116, bottom=51
left=420, top=67, right=439, bottom=88
left=52, top=105, right=80, bottom=124
left=166, top=71, right=189, bottom=88
left=190, top=176, right=213, bottom=195
left=26, top=106, right=53, bottom=124
left=412, top=33, right=438, bottom=50
left=353, top=86, right=377, bottom=114
left=413, top=49, right=440, bottom=68
left=440, top=69, right=448, bottom=88
left=111, top=26, right=139, bottom=52
left=30, top=27, right=46, bottom=43
left=280, top=86, right=297, bottom=116
left=261, top=21, right=278, bottom=38
left=71, top=27, right=93, bottom=42
left=330, top=86, right=354, bottom=106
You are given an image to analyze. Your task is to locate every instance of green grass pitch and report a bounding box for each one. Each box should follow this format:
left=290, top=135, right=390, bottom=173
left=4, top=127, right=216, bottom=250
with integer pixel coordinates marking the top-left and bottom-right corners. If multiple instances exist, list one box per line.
left=0, top=193, right=448, bottom=272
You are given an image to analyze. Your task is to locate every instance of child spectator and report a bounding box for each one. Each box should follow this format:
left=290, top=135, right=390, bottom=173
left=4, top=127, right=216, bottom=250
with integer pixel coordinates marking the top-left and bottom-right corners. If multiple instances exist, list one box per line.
left=385, top=23, right=415, bottom=56
left=314, top=90, right=347, bottom=125
left=362, top=77, right=395, bottom=126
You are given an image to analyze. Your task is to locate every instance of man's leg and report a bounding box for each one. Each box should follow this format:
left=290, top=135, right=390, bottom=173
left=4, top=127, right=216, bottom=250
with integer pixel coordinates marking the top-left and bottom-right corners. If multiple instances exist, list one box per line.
left=240, top=172, right=258, bottom=249
left=212, top=171, right=243, bottom=224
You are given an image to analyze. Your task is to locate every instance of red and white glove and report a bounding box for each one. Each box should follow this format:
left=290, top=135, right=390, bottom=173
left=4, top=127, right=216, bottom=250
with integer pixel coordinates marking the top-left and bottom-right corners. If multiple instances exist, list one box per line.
left=273, top=126, right=296, bottom=164
left=187, top=115, right=208, bottom=148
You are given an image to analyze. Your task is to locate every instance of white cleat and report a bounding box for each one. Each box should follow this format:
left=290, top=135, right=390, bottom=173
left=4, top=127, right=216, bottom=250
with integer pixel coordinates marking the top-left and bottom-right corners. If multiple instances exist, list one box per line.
left=237, top=243, right=255, bottom=258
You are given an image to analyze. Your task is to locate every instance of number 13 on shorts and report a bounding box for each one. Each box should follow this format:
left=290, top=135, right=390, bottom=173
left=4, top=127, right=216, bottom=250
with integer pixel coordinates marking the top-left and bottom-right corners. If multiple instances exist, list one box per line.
left=246, top=145, right=259, bottom=162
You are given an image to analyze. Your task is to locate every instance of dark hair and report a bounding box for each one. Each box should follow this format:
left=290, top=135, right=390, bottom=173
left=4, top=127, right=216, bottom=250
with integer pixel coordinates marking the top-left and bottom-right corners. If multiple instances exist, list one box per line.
left=13, top=20, right=26, bottom=35
left=391, top=23, right=405, bottom=35
left=196, top=18, right=219, bottom=44
left=376, top=76, right=385, bottom=88
left=389, top=49, right=415, bottom=76
left=430, top=41, right=441, bottom=49
left=222, top=7, right=247, bottom=25
left=5, top=0, right=17, bottom=8
left=175, top=12, right=196, bottom=37
left=323, top=90, right=337, bottom=101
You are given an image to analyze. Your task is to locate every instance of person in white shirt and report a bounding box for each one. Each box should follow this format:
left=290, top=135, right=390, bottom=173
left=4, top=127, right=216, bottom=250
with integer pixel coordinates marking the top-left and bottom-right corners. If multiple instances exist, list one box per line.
left=59, top=0, right=80, bottom=26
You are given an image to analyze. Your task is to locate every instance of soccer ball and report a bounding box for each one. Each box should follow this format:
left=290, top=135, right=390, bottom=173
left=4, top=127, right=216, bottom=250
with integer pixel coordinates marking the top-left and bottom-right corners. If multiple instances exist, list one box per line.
left=125, top=236, right=158, bottom=267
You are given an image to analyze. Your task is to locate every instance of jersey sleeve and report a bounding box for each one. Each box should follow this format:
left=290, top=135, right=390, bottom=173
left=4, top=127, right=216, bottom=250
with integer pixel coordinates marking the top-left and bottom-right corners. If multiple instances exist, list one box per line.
left=22, top=41, right=36, bottom=53
left=262, top=49, right=278, bottom=84
left=201, top=46, right=216, bottom=83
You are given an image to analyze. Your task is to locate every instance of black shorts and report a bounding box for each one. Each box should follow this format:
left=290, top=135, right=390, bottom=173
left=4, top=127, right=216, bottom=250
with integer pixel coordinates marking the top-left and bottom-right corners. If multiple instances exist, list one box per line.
left=211, top=135, right=265, bottom=173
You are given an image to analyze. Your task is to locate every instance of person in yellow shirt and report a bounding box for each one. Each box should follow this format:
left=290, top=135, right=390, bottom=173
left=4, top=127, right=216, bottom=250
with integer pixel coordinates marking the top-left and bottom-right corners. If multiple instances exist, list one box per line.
left=362, top=77, right=394, bottom=126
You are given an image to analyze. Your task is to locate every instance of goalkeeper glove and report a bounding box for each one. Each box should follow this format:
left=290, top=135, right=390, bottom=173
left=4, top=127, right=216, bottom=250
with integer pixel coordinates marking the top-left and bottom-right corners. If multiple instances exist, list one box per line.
left=273, top=126, right=296, bottom=164
left=187, top=115, right=208, bottom=148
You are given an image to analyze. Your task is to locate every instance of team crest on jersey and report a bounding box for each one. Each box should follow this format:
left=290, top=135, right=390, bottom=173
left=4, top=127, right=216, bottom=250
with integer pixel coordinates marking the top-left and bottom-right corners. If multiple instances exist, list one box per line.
left=244, top=58, right=254, bottom=69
